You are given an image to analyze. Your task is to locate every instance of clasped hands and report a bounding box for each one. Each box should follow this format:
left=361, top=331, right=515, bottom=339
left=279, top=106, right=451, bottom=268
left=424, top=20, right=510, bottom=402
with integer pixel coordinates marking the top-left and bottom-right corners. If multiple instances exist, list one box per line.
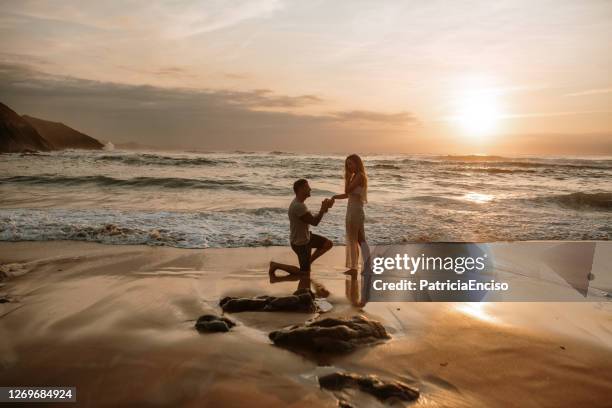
left=321, top=197, right=335, bottom=213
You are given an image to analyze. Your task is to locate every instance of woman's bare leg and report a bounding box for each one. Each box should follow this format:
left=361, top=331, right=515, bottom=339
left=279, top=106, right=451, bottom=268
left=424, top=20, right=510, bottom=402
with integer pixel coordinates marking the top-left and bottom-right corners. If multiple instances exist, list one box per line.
left=344, top=268, right=358, bottom=276
left=345, top=228, right=367, bottom=275
left=344, top=231, right=362, bottom=275
left=358, top=229, right=370, bottom=267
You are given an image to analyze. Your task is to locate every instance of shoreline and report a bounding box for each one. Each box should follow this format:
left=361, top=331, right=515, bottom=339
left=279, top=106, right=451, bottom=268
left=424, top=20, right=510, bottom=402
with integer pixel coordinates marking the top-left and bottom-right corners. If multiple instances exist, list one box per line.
left=1, top=241, right=611, bottom=407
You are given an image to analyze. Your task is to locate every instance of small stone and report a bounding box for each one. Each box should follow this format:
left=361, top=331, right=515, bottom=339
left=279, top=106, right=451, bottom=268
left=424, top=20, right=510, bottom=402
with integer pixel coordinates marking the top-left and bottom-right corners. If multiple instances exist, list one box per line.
left=195, top=314, right=236, bottom=333
left=337, top=399, right=353, bottom=408
left=219, top=296, right=270, bottom=312
left=319, top=372, right=419, bottom=402
left=220, top=288, right=316, bottom=313
left=269, top=315, right=389, bottom=354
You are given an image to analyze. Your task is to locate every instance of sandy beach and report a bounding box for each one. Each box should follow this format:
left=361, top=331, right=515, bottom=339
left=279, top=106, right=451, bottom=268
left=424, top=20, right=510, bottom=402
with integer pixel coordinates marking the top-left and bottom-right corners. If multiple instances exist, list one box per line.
left=1, top=241, right=611, bottom=407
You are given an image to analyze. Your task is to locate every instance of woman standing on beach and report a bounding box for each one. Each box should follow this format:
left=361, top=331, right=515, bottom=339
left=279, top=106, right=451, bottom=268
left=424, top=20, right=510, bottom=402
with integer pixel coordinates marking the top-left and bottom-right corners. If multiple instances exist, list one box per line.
left=332, top=154, right=369, bottom=275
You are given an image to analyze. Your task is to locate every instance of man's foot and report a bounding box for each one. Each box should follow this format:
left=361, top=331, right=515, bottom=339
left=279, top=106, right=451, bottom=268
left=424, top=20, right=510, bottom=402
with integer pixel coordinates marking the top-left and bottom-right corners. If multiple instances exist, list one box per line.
left=269, top=261, right=278, bottom=275
left=311, top=281, right=330, bottom=298
left=268, top=262, right=278, bottom=282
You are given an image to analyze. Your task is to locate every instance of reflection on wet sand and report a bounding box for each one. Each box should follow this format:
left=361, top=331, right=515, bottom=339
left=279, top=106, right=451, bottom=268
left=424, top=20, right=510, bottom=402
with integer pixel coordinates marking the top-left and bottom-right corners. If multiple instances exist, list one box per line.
left=345, top=270, right=367, bottom=308
left=269, top=270, right=331, bottom=299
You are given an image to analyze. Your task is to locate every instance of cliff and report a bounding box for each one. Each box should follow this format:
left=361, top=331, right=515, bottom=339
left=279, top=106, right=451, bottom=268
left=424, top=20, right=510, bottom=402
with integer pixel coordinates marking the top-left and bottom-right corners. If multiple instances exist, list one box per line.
left=23, top=115, right=104, bottom=150
left=0, top=102, right=53, bottom=153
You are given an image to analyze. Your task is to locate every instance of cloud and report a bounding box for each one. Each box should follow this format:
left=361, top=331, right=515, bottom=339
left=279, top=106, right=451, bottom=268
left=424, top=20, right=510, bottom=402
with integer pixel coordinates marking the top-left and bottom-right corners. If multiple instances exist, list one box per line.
left=0, top=52, right=55, bottom=67
left=0, top=62, right=416, bottom=151
left=0, top=62, right=324, bottom=109
left=0, top=0, right=284, bottom=37
left=220, top=89, right=324, bottom=108
left=493, top=132, right=612, bottom=156
left=223, top=72, right=249, bottom=80
left=565, top=87, right=612, bottom=97
left=170, top=0, right=284, bottom=37
left=330, top=110, right=418, bottom=125
left=152, top=67, right=190, bottom=77
left=501, top=110, right=612, bottom=119
left=114, top=64, right=200, bottom=79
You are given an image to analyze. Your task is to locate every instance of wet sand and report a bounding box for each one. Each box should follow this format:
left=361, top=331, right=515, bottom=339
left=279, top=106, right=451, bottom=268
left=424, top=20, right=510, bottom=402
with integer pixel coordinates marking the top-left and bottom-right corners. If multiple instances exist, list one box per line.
left=1, top=241, right=611, bottom=407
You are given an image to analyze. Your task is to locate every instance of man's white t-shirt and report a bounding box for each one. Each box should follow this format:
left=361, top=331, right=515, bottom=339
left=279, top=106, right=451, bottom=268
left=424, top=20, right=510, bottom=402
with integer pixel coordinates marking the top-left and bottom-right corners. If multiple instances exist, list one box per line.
left=288, top=198, right=310, bottom=245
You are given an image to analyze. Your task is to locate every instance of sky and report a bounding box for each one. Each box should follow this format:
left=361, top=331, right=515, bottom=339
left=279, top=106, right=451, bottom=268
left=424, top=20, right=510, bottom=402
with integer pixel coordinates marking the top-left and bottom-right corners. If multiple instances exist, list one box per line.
left=1, top=0, right=611, bottom=154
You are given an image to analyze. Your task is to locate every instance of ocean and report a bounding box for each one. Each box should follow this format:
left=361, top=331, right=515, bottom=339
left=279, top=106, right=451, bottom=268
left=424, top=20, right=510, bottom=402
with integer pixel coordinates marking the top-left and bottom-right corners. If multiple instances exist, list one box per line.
left=1, top=150, right=610, bottom=248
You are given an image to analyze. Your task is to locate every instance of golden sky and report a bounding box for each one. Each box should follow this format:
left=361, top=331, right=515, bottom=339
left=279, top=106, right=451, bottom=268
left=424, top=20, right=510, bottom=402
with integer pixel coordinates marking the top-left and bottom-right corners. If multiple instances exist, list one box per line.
left=1, top=0, right=611, bottom=154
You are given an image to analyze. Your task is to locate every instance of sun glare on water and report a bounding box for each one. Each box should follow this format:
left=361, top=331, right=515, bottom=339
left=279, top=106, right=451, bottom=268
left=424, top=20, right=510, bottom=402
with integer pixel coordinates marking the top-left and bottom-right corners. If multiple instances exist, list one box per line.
left=455, top=303, right=496, bottom=323
left=463, top=192, right=494, bottom=203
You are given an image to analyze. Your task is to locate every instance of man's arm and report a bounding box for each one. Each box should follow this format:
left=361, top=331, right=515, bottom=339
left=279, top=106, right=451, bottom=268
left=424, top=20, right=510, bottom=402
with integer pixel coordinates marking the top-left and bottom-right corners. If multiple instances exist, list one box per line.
left=299, top=200, right=330, bottom=226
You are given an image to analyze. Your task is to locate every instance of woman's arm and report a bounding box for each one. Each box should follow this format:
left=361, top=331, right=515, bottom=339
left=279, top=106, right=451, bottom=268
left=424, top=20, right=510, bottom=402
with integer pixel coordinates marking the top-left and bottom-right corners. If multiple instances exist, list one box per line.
left=345, top=173, right=363, bottom=194
left=332, top=193, right=348, bottom=200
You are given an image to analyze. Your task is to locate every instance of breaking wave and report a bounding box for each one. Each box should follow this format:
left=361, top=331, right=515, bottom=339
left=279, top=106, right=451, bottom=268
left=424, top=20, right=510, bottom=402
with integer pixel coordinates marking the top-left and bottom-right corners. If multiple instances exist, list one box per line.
left=96, top=153, right=228, bottom=166
left=534, top=192, right=612, bottom=211
left=0, top=175, right=286, bottom=193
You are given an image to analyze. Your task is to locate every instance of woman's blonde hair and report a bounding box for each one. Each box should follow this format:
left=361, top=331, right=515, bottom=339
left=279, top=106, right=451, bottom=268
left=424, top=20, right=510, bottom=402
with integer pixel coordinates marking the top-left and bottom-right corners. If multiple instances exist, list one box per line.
left=344, top=154, right=367, bottom=203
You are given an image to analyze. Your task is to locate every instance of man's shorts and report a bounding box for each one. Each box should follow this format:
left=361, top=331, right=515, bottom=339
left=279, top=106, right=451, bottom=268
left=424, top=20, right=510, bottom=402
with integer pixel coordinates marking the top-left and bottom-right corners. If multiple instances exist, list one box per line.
left=291, top=233, right=328, bottom=272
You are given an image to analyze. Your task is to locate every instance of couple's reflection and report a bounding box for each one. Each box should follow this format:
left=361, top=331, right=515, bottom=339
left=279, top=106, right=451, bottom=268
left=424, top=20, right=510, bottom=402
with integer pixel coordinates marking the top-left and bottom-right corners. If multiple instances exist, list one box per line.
left=345, top=269, right=367, bottom=308
left=269, top=272, right=330, bottom=299
left=269, top=269, right=367, bottom=308
left=346, top=241, right=371, bottom=307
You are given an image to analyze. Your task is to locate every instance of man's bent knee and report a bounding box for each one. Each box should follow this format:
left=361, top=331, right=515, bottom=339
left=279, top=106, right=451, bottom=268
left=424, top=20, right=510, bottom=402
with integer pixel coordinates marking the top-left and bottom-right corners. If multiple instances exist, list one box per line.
left=324, top=239, right=333, bottom=250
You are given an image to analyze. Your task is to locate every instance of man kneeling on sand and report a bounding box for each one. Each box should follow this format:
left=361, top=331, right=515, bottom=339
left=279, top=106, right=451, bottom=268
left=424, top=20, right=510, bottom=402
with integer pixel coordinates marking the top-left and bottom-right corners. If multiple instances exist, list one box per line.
left=269, top=178, right=334, bottom=278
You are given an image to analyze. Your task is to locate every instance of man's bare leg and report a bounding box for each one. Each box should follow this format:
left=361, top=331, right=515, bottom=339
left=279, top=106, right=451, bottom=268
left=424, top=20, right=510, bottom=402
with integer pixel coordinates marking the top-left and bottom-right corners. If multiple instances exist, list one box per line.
left=310, top=239, right=333, bottom=265
left=269, top=271, right=302, bottom=284
left=307, top=240, right=333, bottom=298
left=269, top=261, right=304, bottom=277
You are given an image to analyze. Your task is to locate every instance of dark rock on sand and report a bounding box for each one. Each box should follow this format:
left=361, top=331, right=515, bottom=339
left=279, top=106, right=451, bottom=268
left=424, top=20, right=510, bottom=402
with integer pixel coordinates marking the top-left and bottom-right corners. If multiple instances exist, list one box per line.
left=194, top=314, right=236, bottom=333
left=337, top=400, right=354, bottom=408
left=319, top=372, right=420, bottom=402
left=269, top=315, right=389, bottom=354
left=220, top=288, right=316, bottom=313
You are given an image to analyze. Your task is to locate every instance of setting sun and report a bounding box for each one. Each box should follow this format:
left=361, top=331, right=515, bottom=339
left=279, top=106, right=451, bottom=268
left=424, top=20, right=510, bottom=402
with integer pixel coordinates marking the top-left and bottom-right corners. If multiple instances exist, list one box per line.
left=455, top=91, right=502, bottom=137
